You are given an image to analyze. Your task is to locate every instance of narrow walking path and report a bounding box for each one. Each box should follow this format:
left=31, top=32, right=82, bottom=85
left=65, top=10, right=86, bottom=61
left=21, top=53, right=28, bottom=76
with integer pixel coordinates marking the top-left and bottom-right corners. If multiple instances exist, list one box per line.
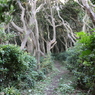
left=44, top=61, right=69, bottom=95
left=27, top=61, right=86, bottom=95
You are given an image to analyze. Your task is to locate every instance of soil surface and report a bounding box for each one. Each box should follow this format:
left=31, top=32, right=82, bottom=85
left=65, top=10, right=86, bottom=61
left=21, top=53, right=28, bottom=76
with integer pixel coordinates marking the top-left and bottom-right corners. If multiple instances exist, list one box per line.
left=44, top=61, right=69, bottom=95
left=27, top=61, right=86, bottom=95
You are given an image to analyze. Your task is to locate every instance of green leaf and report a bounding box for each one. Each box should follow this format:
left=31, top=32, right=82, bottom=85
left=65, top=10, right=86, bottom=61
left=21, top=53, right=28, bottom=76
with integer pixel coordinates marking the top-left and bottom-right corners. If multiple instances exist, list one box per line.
left=83, top=61, right=91, bottom=66
left=10, top=5, right=14, bottom=11
left=80, top=50, right=91, bottom=57
left=90, top=28, right=95, bottom=31
left=76, top=31, right=86, bottom=38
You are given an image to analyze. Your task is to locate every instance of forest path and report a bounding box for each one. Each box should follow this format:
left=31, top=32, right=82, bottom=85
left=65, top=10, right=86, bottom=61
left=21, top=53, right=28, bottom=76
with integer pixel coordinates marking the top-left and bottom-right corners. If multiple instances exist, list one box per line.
left=44, top=61, right=69, bottom=95
left=29, top=61, right=86, bottom=95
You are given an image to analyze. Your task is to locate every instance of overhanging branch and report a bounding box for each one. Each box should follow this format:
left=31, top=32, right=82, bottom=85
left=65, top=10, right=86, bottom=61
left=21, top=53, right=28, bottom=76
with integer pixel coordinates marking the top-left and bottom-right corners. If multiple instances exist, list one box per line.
left=11, top=21, right=23, bottom=33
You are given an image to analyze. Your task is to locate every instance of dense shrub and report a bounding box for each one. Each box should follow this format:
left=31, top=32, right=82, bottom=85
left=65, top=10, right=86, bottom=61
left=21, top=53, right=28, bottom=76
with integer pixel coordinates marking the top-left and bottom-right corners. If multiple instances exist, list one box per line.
left=65, top=32, right=95, bottom=94
left=0, top=23, right=15, bottom=44
left=40, top=54, right=53, bottom=74
left=0, top=44, right=28, bottom=85
left=0, top=44, right=45, bottom=91
left=54, top=52, right=68, bottom=61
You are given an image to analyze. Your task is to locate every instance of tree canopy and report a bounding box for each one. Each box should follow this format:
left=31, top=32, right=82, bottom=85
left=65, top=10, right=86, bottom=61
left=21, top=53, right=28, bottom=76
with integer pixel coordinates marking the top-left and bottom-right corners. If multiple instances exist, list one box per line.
left=0, top=0, right=95, bottom=94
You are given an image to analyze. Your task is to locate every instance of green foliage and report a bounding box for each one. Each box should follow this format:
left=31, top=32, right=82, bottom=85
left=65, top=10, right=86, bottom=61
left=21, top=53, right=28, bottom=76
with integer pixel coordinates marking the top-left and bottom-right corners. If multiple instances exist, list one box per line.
left=57, top=84, right=74, bottom=94
left=54, top=52, right=68, bottom=61
left=2, top=86, right=20, bottom=95
left=91, top=0, right=95, bottom=4
left=0, top=44, right=28, bottom=76
left=65, top=32, right=95, bottom=94
left=0, top=44, right=45, bottom=91
left=76, top=31, right=91, bottom=45
left=0, top=0, right=15, bottom=23
left=40, top=54, right=53, bottom=74
left=61, top=0, right=80, bottom=21
left=0, top=45, right=26, bottom=85
left=0, top=23, right=15, bottom=43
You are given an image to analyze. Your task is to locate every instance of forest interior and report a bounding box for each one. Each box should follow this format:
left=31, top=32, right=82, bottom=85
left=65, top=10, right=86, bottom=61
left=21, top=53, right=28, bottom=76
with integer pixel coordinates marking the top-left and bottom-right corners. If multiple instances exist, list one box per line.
left=0, top=0, right=95, bottom=95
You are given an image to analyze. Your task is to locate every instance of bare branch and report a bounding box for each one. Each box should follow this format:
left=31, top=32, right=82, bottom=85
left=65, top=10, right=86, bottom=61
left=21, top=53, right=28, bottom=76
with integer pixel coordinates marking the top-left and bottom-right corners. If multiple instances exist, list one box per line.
left=17, top=1, right=27, bottom=32
left=88, top=0, right=95, bottom=7
left=45, top=16, right=53, bottom=26
left=39, top=50, right=45, bottom=56
left=41, top=36, right=47, bottom=43
left=11, top=21, right=23, bottom=33
left=51, top=41, right=57, bottom=49
left=81, top=0, right=95, bottom=25
left=55, top=22, right=63, bottom=27
left=46, top=24, right=51, bottom=40
left=59, top=38, right=65, bottom=46
left=36, top=3, right=45, bottom=13
left=56, top=3, right=76, bottom=44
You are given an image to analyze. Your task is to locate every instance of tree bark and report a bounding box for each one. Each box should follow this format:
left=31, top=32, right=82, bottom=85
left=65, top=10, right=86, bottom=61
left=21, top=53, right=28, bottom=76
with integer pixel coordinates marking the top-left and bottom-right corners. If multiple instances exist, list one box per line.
left=81, top=0, right=95, bottom=25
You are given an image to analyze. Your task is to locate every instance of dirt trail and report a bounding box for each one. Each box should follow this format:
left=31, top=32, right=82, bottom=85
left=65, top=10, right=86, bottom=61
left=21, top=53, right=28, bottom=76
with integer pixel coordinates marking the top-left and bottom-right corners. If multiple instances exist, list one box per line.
left=31, top=61, right=86, bottom=95
left=44, top=61, right=69, bottom=95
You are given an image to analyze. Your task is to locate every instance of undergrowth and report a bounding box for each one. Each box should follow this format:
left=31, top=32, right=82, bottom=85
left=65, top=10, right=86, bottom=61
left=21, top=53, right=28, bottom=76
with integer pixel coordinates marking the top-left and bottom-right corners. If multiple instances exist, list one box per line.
left=23, top=62, right=58, bottom=95
left=0, top=44, right=47, bottom=94
left=57, top=31, right=95, bottom=94
left=0, top=44, right=55, bottom=95
left=23, top=61, right=86, bottom=95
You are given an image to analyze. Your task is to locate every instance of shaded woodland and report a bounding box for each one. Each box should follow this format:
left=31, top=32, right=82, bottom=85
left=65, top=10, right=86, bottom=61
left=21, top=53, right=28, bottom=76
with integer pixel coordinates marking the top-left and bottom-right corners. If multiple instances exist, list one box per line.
left=0, top=0, right=95, bottom=94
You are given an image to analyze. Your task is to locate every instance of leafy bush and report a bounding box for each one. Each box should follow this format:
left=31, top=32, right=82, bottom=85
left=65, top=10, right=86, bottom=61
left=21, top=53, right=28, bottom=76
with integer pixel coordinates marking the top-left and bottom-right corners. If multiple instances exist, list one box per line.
left=0, top=23, right=15, bottom=44
left=65, top=32, right=95, bottom=94
left=0, top=44, right=45, bottom=91
left=1, top=86, right=20, bottom=95
left=58, top=84, right=74, bottom=94
left=54, top=52, right=68, bottom=61
left=0, top=44, right=28, bottom=82
left=40, top=54, right=53, bottom=74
